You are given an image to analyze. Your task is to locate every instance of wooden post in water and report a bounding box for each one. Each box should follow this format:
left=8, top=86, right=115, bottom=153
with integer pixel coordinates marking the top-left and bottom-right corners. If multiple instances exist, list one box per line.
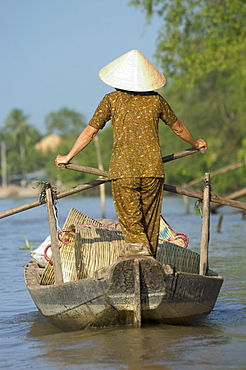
left=45, top=183, right=63, bottom=284
left=199, top=173, right=211, bottom=275
left=216, top=214, right=223, bottom=233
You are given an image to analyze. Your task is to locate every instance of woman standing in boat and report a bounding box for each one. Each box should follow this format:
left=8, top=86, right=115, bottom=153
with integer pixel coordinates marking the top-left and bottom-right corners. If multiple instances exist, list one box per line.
left=55, top=50, right=207, bottom=258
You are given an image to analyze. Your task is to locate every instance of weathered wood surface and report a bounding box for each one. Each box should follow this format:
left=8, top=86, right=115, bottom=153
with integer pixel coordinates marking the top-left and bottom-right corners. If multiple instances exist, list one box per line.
left=25, top=256, right=223, bottom=331
left=45, top=184, right=63, bottom=284
left=199, top=173, right=210, bottom=276
left=211, top=187, right=246, bottom=212
left=163, top=184, right=246, bottom=210
left=162, top=147, right=206, bottom=162
left=60, top=163, right=108, bottom=177
left=133, top=259, right=141, bottom=328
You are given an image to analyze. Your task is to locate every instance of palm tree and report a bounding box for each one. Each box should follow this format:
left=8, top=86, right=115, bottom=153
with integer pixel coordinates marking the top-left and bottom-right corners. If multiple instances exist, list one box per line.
left=4, top=109, right=32, bottom=158
left=3, top=108, right=41, bottom=176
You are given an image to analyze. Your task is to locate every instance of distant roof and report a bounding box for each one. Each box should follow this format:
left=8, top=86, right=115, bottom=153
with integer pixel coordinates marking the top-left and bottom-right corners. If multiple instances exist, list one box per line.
left=35, top=134, right=61, bottom=153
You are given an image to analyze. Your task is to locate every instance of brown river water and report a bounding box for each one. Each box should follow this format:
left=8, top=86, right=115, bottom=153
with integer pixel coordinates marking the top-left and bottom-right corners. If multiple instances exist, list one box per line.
left=0, top=195, right=245, bottom=369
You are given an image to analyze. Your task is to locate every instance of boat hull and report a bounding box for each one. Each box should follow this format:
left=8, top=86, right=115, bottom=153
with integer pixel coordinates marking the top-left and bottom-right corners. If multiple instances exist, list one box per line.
left=25, top=257, right=223, bottom=331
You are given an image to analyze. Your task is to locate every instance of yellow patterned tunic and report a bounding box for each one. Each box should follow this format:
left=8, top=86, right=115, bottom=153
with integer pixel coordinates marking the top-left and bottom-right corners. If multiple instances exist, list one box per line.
left=88, top=90, right=177, bottom=180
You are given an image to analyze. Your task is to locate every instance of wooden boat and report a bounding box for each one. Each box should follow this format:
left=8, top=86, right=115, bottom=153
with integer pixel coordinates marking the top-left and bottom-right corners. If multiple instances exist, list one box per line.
left=22, top=154, right=238, bottom=332
left=3, top=149, right=245, bottom=332
left=24, top=205, right=223, bottom=332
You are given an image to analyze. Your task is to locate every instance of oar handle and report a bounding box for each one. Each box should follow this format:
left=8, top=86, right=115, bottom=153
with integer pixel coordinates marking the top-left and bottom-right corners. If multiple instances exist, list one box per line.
left=199, top=147, right=207, bottom=154
left=161, top=147, right=206, bottom=163
left=59, top=163, right=108, bottom=177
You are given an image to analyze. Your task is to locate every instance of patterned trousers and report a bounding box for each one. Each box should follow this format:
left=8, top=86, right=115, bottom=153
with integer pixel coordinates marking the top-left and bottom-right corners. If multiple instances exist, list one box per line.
left=111, top=177, right=164, bottom=255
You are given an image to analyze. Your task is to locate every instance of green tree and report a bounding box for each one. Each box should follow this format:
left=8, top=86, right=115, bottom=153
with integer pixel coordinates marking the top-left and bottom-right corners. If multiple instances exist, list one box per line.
left=129, top=0, right=246, bottom=195
left=3, top=109, right=42, bottom=176
left=45, top=108, right=86, bottom=137
left=130, top=0, right=246, bottom=86
left=4, top=109, right=38, bottom=159
left=44, top=108, right=91, bottom=185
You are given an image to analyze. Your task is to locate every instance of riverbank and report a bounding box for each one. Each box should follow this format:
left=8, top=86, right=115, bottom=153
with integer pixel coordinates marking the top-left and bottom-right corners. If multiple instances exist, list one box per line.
left=0, top=184, right=100, bottom=199
left=0, top=186, right=40, bottom=199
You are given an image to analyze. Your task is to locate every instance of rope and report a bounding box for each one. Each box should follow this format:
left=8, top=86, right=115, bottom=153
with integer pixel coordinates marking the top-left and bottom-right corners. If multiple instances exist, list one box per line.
left=168, top=232, right=189, bottom=249
left=194, top=177, right=216, bottom=215
left=37, top=181, right=60, bottom=229
left=58, top=229, right=76, bottom=243
left=44, top=229, right=76, bottom=265
left=35, top=181, right=58, bottom=213
left=79, top=223, right=122, bottom=231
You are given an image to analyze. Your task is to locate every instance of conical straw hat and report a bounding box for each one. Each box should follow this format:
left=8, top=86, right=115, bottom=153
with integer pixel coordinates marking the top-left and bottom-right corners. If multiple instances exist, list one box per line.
left=99, top=50, right=166, bottom=92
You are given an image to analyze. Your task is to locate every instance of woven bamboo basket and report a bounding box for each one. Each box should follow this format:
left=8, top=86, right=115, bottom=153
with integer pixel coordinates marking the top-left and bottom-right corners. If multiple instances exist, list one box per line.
left=157, top=216, right=199, bottom=273
left=156, top=241, right=200, bottom=274
left=40, top=208, right=197, bottom=285
left=75, top=224, right=124, bottom=279
left=40, top=208, right=103, bottom=285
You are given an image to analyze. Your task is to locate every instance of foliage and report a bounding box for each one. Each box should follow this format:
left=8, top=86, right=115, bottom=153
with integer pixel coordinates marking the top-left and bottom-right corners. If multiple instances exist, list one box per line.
left=45, top=107, right=86, bottom=137
left=19, top=233, right=34, bottom=250
left=3, top=109, right=41, bottom=159
left=129, top=0, right=246, bottom=195
left=129, top=0, right=246, bottom=86
left=1, top=109, right=42, bottom=179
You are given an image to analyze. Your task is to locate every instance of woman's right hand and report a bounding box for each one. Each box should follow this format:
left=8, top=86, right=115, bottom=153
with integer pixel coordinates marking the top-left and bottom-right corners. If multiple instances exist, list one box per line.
left=55, top=154, right=70, bottom=168
left=194, top=139, right=207, bottom=152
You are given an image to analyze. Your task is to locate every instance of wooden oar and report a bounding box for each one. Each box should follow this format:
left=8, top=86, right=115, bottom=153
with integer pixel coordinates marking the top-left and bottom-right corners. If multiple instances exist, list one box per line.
left=1, top=147, right=245, bottom=219
left=60, top=163, right=108, bottom=177
left=163, top=184, right=246, bottom=210
left=59, top=147, right=205, bottom=177
left=1, top=176, right=246, bottom=220
left=0, top=147, right=201, bottom=218
left=162, top=147, right=206, bottom=162
left=59, top=166, right=246, bottom=211
left=0, top=178, right=106, bottom=219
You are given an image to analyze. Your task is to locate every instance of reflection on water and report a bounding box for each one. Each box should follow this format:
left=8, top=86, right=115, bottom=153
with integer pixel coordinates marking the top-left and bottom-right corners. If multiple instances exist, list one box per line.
left=0, top=196, right=246, bottom=369
left=23, top=317, right=245, bottom=369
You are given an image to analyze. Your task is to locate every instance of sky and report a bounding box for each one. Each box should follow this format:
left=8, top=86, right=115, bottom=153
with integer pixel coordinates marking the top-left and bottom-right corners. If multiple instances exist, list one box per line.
left=1, top=0, right=163, bottom=134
